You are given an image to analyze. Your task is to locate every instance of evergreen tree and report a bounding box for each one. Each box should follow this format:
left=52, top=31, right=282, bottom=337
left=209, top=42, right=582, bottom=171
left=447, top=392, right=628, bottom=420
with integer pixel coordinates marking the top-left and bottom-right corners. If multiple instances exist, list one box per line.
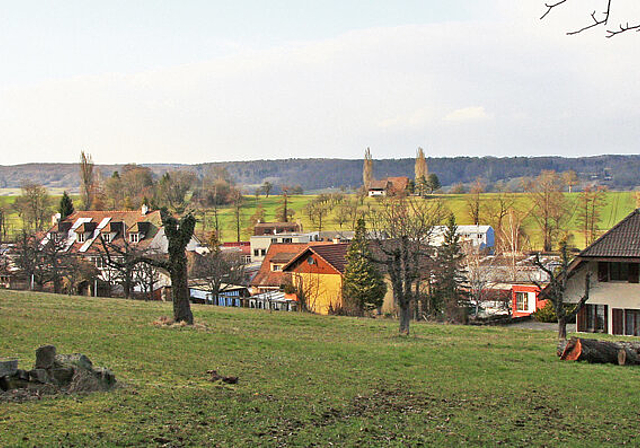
left=58, top=191, right=75, bottom=220
left=342, top=218, right=387, bottom=315
left=430, top=214, right=467, bottom=322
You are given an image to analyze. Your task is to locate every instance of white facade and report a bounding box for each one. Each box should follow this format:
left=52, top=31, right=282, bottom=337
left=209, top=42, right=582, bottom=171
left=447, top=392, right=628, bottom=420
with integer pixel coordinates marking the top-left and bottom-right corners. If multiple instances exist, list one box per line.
left=249, top=232, right=320, bottom=263
left=431, top=225, right=495, bottom=250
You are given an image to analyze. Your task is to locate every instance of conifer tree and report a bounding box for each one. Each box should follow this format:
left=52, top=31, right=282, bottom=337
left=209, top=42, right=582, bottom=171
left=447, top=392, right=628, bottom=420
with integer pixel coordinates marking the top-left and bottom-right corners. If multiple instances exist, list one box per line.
left=58, top=191, right=74, bottom=220
left=363, top=147, right=373, bottom=188
left=343, top=218, right=387, bottom=315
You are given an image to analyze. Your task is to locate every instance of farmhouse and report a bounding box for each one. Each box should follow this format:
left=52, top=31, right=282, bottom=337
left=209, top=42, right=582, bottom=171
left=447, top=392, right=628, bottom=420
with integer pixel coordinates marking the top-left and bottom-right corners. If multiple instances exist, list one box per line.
left=367, top=177, right=410, bottom=197
left=566, top=208, right=640, bottom=335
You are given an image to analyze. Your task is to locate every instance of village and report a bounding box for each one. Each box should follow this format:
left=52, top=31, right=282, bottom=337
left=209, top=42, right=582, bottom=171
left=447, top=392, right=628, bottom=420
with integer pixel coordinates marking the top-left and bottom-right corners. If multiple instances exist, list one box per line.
left=2, top=1, right=640, bottom=446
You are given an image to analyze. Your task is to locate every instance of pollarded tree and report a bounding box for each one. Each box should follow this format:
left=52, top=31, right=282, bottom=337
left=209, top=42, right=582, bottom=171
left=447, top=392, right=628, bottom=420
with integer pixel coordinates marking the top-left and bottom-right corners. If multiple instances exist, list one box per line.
left=415, top=147, right=428, bottom=180
left=79, top=151, right=96, bottom=211
left=343, top=218, right=387, bottom=315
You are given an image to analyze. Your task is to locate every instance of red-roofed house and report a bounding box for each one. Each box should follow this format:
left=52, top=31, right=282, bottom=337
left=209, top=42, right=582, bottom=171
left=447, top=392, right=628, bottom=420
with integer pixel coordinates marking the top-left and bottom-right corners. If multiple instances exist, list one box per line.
left=282, top=243, right=349, bottom=315
left=367, top=177, right=410, bottom=197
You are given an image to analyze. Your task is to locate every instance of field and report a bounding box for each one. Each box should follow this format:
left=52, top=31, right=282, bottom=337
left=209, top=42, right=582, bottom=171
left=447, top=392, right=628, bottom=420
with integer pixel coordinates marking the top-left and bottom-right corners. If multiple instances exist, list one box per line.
left=1, top=191, right=637, bottom=250
left=207, top=191, right=637, bottom=249
left=1, top=290, right=640, bottom=446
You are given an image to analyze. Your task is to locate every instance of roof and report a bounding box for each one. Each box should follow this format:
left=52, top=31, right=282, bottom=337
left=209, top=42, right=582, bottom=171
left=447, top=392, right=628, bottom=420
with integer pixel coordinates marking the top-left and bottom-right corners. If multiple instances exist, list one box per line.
left=579, top=208, right=640, bottom=258
left=282, top=243, right=350, bottom=275
left=386, top=176, right=410, bottom=193
left=368, top=180, right=388, bottom=190
left=250, top=242, right=334, bottom=288
left=254, top=222, right=300, bottom=229
left=43, top=209, right=166, bottom=255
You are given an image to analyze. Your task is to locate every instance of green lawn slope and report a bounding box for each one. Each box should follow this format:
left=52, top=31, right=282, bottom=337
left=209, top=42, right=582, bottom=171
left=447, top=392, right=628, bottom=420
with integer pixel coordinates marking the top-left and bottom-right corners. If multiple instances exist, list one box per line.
left=1, top=290, right=639, bottom=446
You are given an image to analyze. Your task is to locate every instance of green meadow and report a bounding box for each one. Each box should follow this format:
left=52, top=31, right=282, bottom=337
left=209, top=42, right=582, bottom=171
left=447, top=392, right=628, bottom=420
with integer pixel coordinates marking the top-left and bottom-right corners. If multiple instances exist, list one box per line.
left=1, top=290, right=640, bottom=446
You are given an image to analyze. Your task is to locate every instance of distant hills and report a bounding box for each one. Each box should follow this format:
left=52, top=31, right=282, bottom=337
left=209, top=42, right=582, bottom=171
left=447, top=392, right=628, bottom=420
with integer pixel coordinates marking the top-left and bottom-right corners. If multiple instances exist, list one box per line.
left=1, top=155, right=639, bottom=193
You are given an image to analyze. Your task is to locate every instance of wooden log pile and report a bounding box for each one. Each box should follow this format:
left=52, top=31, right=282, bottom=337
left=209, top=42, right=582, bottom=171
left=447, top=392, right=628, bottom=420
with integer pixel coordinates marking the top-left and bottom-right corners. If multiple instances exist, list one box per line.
left=559, top=337, right=640, bottom=366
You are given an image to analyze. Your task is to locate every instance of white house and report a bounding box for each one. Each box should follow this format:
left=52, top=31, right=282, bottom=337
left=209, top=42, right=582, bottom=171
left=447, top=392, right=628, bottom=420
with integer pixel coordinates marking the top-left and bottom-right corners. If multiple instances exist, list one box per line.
left=431, top=225, right=495, bottom=251
left=249, top=231, right=319, bottom=263
left=565, top=209, right=640, bottom=335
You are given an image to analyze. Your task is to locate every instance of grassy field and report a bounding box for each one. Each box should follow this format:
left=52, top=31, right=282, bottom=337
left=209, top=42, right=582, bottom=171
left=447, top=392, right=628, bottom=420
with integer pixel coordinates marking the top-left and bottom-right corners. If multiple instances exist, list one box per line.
left=1, top=290, right=640, bottom=446
left=207, top=191, right=637, bottom=249
left=1, top=191, right=637, bottom=250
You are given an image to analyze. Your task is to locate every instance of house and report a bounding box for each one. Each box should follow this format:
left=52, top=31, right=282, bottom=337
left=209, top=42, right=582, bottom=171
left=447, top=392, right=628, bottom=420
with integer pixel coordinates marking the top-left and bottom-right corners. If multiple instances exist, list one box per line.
left=367, top=177, right=410, bottom=197
left=247, top=290, right=299, bottom=311
left=565, top=208, right=640, bottom=335
left=253, top=221, right=303, bottom=236
left=41, top=207, right=204, bottom=297
left=189, top=280, right=250, bottom=306
left=249, top=242, right=317, bottom=294
left=431, top=225, right=495, bottom=251
left=249, top=231, right=320, bottom=263
left=282, top=243, right=349, bottom=315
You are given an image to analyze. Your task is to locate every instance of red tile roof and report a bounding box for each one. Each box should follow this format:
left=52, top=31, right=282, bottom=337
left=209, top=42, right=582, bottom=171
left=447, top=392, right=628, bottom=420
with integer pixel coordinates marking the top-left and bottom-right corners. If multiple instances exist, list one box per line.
left=283, top=243, right=350, bottom=275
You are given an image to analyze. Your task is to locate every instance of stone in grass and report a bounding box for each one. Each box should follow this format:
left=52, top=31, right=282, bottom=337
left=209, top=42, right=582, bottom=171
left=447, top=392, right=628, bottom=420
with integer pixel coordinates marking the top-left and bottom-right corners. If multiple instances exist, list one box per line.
left=55, top=353, right=93, bottom=371
left=0, top=360, right=18, bottom=378
left=35, top=345, right=57, bottom=369
left=28, top=368, right=50, bottom=384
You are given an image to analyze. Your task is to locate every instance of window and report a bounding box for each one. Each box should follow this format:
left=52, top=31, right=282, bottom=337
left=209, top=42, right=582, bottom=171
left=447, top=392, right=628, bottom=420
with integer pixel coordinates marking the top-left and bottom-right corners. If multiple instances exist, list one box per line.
left=102, top=233, right=112, bottom=243
left=130, top=233, right=139, bottom=243
left=282, top=238, right=292, bottom=243
left=609, top=263, right=629, bottom=281
left=271, top=238, right=278, bottom=243
left=515, top=292, right=528, bottom=312
left=625, top=310, right=640, bottom=336
left=77, top=233, right=85, bottom=243
left=253, top=249, right=260, bottom=256
left=94, top=257, right=104, bottom=269
left=260, top=249, right=266, bottom=256
left=271, top=264, right=282, bottom=272
left=585, top=304, right=608, bottom=333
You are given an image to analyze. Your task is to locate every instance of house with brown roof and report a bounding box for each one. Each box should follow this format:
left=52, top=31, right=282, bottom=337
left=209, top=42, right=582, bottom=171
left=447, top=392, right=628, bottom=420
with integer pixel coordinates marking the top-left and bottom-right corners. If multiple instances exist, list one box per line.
left=249, top=243, right=312, bottom=294
left=42, top=207, right=203, bottom=297
left=282, top=243, right=349, bottom=315
left=253, top=221, right=303, bottom=236
left=566, top=208, right=640, bottom=335
left=367, top=176, right=410, bottom=197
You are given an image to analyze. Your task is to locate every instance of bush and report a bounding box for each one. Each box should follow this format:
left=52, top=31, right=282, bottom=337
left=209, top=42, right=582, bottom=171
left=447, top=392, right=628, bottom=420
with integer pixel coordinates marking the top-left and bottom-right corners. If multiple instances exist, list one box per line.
left=533, top=301, right=556, bottom=323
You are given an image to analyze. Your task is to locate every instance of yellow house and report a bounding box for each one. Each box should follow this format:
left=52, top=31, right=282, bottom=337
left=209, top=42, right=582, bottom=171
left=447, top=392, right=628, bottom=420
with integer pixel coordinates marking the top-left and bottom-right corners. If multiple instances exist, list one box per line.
left=282, top=244, right=349, bottom=315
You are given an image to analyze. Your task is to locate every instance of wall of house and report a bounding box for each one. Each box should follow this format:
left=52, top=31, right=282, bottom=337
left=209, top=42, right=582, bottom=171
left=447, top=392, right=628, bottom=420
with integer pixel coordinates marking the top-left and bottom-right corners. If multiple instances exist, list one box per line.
left=511, top=285, right=544, bottom=317
left=291, top=272, right=343, bottom=315
left=566, top=261, right=640, bottom=334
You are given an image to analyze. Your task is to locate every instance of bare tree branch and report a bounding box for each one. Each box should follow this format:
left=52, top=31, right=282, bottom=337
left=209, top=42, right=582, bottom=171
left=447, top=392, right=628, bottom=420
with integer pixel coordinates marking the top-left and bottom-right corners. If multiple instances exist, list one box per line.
left=539, top=0, right=640, bottom=37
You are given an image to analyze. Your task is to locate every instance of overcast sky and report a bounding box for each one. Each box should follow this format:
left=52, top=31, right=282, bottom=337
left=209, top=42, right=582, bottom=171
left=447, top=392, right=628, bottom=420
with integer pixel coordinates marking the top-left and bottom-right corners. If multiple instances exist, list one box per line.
left=1, top=1, right=639, bottom=165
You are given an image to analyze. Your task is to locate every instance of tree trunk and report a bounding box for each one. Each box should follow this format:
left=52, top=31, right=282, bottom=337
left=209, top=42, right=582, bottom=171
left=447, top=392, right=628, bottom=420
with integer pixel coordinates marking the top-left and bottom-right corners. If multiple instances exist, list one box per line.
left=557, top=316, right=567, bottom=341
left=171, top=260, right=193, bottom=324
left=560, top=337, right=625, bottom=364
left=399, top=304, right=411, bottom=335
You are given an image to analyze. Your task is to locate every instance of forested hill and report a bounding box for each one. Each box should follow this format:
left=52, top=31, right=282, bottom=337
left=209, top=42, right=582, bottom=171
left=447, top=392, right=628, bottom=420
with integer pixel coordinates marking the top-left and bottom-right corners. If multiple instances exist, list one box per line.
left=1, top=155, right=639, bottom=192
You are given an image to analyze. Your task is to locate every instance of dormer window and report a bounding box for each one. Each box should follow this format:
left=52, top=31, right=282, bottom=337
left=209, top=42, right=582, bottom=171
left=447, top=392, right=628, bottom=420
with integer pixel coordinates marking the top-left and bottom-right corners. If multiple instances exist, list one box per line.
left=78, top=233, right=86, bottom=243
left=103, top=233, right=112, bottom=243
left=130, top=233, right=139, bottom=244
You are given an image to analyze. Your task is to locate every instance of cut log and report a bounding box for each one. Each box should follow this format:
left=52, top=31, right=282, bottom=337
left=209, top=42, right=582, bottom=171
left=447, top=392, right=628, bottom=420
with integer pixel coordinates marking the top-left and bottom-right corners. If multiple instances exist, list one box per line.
left=560, top=337, right=621, bottom=364
left=618, top=348, right=640, bottom=366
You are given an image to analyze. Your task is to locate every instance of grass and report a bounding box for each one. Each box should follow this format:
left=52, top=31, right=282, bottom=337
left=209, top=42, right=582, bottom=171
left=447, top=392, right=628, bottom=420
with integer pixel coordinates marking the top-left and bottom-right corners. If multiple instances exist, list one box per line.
left=208, top=191, right=637, bottom=249
left=1, top=290, right=640, bottom=446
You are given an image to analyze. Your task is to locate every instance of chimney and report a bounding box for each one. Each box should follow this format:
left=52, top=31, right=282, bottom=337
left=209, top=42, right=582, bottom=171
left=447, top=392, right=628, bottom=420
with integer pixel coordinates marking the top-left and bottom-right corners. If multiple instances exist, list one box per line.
left=141, top=204, right=149, bottom=216
left=52, top=213, right=62, bottom=226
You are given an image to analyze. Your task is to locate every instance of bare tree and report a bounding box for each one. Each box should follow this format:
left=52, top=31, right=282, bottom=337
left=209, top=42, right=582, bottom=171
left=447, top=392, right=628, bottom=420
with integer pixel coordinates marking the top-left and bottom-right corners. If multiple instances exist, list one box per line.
left=415, top=147, right=428, bottom=180
left=157, top=171, right=196, bottom=213
left=230, top=190, right=243, bottom=242
left=79, top=151, right=96, bottom=210
left=13, top=182, right=51, bottom=232
left=189, top=249, right=246, bottom=305
left=575, top=185, right=608, bottom=247
left=484, top=188, right=517, bottom=253
left=367, top=196, right=445, bottom=335
left=532, top=241, right=591, bottom=341
left=524, top=170, right=570, bottom=252
left=541, top=1, right=639, bottom=37
left=501, top=208, right=531, bottom=281
left=465, top=178, right=485, bottom=226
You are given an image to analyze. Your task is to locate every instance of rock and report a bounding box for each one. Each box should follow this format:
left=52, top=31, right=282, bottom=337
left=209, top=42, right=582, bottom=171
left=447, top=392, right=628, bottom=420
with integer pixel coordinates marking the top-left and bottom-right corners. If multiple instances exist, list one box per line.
left=0, top=360, right=18, bottom=378
left=96, top=368, right=117, bottom=388
left=54, top=353, right=93, bottom=371
left=15, top=369, right=29, bottom=381
left=0, top=375, right=30, bottom=391
left=35, top=345, right=57, bottom=369
left=29, top=369, right=50, bottom=384
left=49, top=367, right=75, bottom=386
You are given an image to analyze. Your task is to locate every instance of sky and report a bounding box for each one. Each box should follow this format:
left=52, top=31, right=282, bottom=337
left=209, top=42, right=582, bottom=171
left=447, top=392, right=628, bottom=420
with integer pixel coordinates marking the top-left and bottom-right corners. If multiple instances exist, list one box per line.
left=1, top=1, right=639, bottom=165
